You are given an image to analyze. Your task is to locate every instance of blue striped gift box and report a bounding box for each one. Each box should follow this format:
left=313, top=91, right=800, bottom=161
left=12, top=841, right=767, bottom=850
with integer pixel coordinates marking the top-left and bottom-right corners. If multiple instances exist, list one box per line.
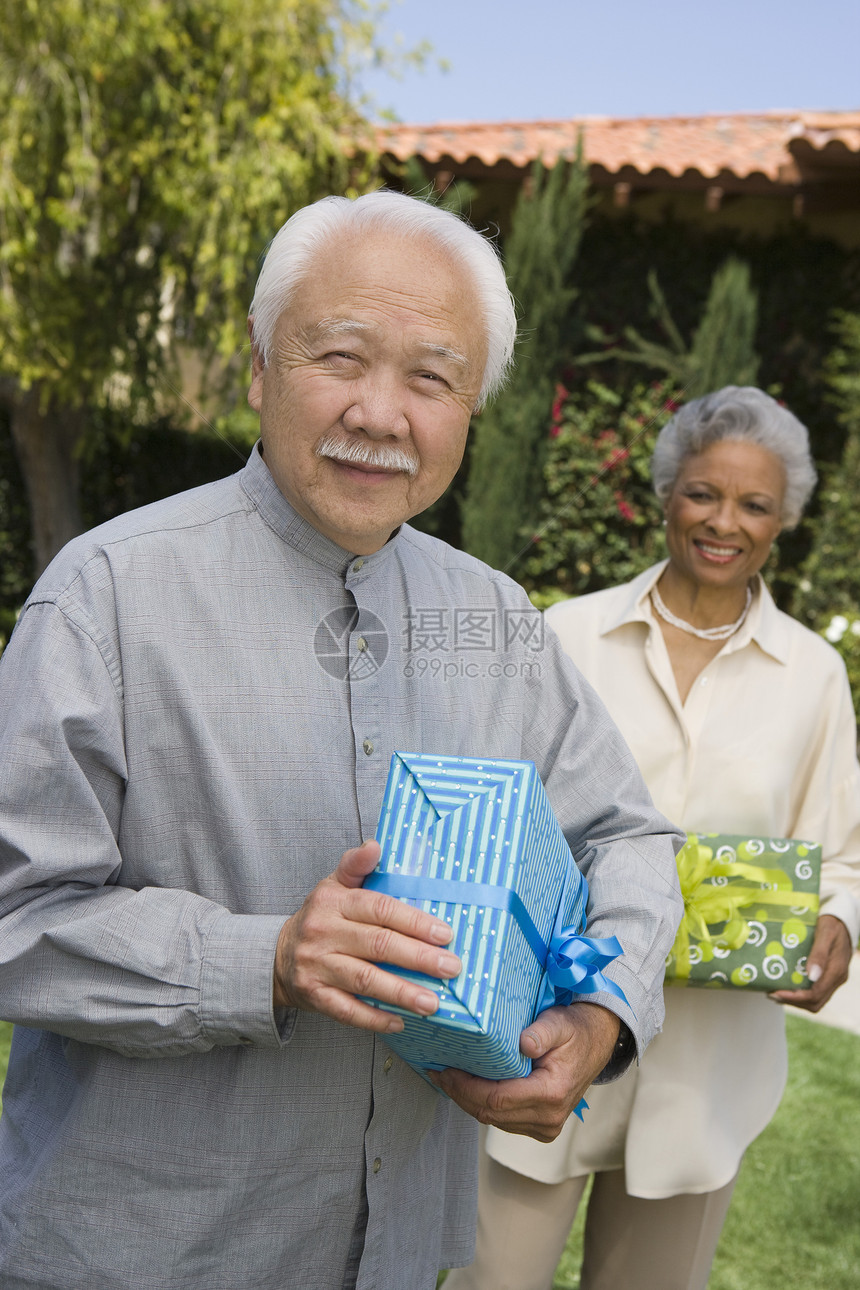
left=363, top=751, right=588, bottom=1080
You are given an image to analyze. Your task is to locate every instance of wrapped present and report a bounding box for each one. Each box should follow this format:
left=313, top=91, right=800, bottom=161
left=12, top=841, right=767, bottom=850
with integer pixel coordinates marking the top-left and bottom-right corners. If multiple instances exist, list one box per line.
left=363, top=751, right=626, bottom=1083
left=665, top=833, right=821, bottom=990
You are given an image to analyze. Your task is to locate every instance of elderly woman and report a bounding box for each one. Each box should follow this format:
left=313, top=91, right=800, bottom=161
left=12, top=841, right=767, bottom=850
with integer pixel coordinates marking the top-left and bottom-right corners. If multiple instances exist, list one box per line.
left=446, top=387, right=860, bottom=1290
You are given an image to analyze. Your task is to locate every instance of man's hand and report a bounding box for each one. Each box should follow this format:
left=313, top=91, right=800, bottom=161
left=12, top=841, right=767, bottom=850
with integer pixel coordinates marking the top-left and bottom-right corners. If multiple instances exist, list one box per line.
left=431, top=1002, right=621, bottom=1142
left=769, top=914, right=854, bottom=1013
left=273, top=840, right=461, bottom=1033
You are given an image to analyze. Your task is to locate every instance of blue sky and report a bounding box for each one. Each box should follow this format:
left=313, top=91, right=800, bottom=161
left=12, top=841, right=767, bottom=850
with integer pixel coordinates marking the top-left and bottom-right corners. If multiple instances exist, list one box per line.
left=358, top=0, right=860, bottom=124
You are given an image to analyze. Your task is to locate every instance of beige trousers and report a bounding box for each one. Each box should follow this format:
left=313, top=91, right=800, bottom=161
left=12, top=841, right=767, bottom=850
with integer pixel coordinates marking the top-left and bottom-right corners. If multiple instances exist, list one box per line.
left=445, top=1135, right=738, bottom=1290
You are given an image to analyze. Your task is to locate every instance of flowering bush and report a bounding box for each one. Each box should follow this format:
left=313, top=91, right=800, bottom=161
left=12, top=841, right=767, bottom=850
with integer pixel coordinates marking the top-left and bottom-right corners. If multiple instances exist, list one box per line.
left=819, top=612, right=860, bottom=725
left=521, top=378, right=682, bottom=601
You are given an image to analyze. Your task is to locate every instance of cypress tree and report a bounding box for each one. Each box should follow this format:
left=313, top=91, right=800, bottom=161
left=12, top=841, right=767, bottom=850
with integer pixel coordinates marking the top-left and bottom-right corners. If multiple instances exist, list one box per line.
left=599, top=255, right=760, bottom=400
left=461, top=154, right=588, bottom=571
left=796, top=311, right=860, bottom=625
left=688, top=257, right=760, bottom=396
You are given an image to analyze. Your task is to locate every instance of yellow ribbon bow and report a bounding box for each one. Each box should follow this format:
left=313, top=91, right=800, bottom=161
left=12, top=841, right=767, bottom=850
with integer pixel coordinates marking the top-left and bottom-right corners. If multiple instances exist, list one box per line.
left=669, top=836, right=820, bottom=983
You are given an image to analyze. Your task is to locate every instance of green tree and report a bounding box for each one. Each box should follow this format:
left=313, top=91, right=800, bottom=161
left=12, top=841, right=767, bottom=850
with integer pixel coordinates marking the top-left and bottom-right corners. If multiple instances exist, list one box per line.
left=0, top=407, right=30, bottom=647
left=588, top=255, right=760, bottom=401
left=795, top=310, right=860, bottom=630
left=460, top=154, right=589, bottom=571
left=400, top=156, right=477, bottom=219
left=0, top=0, right=381, bottom=576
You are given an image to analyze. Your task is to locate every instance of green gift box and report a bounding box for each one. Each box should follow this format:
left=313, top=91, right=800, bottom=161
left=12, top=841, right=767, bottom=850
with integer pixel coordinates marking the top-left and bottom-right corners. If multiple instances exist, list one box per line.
left=665, top=833, right=821, bottom=990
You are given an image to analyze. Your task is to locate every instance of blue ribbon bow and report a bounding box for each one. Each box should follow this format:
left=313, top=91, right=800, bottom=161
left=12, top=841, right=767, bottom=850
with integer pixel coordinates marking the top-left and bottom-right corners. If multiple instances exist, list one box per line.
left=365, top=861, right=629, bottom=1120
left=536, top=872, right=628, bottom=1122
left=539, top=879, right=627, bottom=1012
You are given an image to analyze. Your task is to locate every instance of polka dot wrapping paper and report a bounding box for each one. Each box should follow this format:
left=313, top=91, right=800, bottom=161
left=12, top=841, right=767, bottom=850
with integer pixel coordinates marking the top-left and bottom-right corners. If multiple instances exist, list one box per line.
left=363, top=751, right=620, bottom=1080
left=665, top=833, right=821, bottom=990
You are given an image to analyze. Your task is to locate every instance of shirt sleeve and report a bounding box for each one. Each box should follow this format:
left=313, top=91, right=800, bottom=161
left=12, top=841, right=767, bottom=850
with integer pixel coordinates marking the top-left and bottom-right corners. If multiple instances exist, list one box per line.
left=0, top=601, right=292, bottom=1057
left=523, top=621, right=685, bottom=1070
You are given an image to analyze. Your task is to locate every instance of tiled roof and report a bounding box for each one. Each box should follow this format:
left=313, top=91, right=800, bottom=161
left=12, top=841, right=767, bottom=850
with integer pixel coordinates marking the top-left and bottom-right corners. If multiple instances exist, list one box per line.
left=377, top=110, right=860, bottom=182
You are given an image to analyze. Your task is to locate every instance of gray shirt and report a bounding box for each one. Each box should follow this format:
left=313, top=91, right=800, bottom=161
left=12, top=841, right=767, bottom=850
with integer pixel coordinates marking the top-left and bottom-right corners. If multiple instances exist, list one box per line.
left=0, top=445, right=682, bottom=1289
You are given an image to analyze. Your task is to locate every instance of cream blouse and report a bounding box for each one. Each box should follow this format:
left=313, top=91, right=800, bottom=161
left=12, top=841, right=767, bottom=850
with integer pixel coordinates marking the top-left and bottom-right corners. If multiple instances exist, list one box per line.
left=487, top=562, right=860, bottom=1197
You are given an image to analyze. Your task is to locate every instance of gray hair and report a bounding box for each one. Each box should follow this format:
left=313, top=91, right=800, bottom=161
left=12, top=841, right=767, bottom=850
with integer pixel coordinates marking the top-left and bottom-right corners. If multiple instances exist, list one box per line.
left=248, top=190, right=517, bottom=409
left=651, top=386, right=817, bottom=528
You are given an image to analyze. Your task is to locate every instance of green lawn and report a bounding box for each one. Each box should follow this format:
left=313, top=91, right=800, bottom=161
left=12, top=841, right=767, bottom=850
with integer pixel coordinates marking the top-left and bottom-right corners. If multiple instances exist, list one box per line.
left=0, top=1020, right=11, bottom=1111
left=3, top=1016, right=858, bottom=1288
left=552, top=1015, right=860, bottom=1290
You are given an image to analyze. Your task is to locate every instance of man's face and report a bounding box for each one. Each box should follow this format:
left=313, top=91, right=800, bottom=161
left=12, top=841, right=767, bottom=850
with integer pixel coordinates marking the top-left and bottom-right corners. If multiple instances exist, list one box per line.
left=248, top=226, right=488, bottom=554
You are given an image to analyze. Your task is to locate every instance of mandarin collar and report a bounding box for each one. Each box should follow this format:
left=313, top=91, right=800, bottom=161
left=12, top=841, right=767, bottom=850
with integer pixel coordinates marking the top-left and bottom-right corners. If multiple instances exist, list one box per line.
left=238, top=442, right=403, bottom=579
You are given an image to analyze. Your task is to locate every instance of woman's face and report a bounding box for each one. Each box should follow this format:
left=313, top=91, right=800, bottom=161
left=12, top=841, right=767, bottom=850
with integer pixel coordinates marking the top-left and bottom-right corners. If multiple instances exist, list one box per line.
left=664, top=439, right=786, bottom=593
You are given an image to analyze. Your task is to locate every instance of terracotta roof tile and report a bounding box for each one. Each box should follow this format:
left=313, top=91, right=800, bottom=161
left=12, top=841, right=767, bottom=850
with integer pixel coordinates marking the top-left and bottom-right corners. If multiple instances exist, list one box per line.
left=376, top=110, right=860, bottom=182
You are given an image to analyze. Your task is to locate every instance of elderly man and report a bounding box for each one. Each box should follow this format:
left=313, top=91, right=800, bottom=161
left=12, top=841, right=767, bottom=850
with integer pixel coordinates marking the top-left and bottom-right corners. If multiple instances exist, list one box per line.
left=0, top=192, right=682, bottom=1289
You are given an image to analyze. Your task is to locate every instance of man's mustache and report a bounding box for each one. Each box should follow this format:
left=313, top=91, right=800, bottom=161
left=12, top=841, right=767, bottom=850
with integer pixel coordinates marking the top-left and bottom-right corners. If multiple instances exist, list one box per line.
left=316, top=433, right=419, bottom=477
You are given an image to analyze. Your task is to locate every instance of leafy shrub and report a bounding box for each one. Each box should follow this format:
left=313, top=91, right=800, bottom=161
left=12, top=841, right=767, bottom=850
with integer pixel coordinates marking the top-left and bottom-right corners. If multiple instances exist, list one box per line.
left=819, top=612, right=860, bottom=725
left=0, top=407, right=32, bottom=622
left=518, top=378, right=681, bottom=599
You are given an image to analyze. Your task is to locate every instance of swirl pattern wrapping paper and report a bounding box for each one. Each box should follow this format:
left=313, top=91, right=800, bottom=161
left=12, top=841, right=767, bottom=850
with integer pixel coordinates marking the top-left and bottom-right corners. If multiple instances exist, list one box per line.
left=666, top=833, right=821, bottom=990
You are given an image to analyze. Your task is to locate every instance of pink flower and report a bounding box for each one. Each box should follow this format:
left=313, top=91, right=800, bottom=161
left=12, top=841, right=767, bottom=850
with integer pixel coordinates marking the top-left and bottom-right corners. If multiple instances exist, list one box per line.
left=614, top=489, right=635, bottom=522
left=549, top=424, right=562, bottom=438
left=663, top=399, right=680, bottom=413
left=550, top=383, right=570, bottom=424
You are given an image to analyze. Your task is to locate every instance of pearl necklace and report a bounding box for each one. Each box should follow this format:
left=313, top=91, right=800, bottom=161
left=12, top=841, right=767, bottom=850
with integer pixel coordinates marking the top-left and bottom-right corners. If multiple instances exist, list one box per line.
left=651, top=583, right=753, bottom=641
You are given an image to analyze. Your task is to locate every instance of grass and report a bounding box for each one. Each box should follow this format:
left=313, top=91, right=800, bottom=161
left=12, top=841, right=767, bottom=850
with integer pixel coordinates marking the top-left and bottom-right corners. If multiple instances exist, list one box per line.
left=552, top=1015, right=860, bottom=1289
left=3, top=1016, right=858, bottom=1288
left=0, top=1020, right=11, bottom=1112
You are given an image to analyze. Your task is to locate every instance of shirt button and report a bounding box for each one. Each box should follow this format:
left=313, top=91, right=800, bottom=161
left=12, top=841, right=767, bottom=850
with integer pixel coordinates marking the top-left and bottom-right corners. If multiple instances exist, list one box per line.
left=352, top=559, right=365, bottom=572
left=383, top=1055, right=394, bottom=1073
left=700, top=676, right=709, bottom=686
left=372, top=1157, right=382, bottom=1174
left=357, top=637, right=368, bottom=652
left=363, top=739, right=374, bottom=755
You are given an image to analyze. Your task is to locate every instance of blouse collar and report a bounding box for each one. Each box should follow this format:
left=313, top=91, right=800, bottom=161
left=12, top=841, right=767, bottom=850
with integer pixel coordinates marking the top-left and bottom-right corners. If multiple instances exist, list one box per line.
left=598, top=560, right=790, bottom=665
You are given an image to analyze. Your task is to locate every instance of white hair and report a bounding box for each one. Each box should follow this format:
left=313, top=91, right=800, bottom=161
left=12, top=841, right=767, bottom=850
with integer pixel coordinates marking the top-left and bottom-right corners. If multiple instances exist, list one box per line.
left=248, top=190, right=517, bottom=408
left=651, top=386, right=817, bottom=529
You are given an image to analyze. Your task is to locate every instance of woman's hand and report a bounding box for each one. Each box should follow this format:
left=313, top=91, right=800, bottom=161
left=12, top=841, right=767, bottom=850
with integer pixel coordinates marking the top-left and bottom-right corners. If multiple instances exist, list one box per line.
left=769, top=914, right=854, bottom=1012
